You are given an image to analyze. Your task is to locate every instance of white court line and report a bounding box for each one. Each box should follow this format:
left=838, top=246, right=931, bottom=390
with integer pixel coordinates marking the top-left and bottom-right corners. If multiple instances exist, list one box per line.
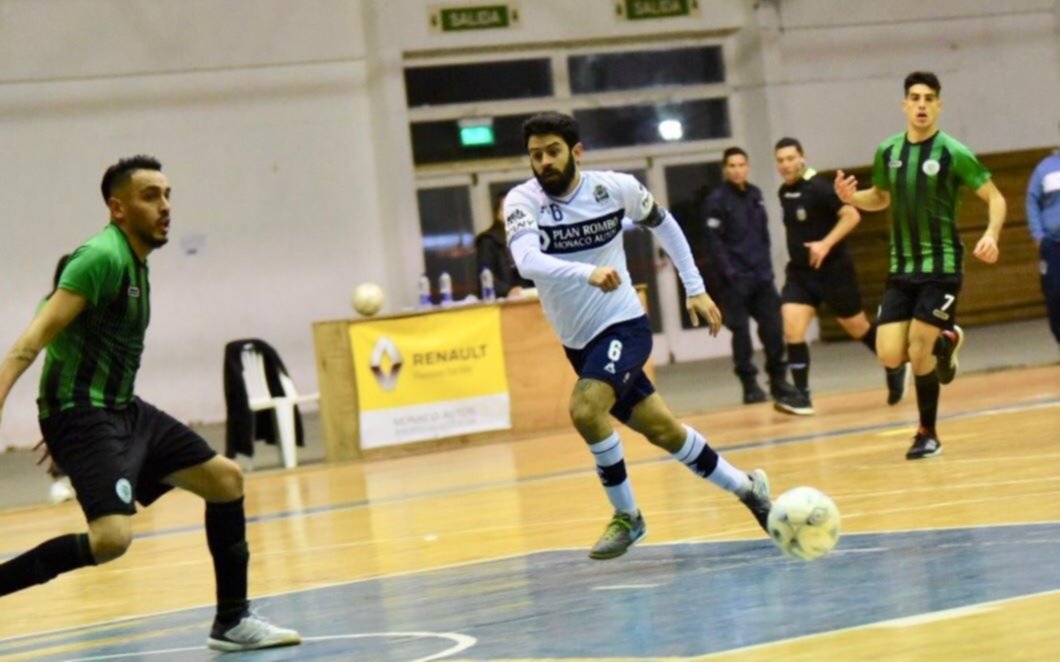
left=695, top=588, right=1060, bottom=659
left=592, top=584, right=660, bottom=590
left=61, top=631, right=477, bottom=662
left=869, top=604, right=998, bottom=627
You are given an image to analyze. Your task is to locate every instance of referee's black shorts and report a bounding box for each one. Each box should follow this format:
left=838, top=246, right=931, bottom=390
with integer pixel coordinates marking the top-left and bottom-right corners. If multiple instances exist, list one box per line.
left=40, top=398, right=217, bottom=521
left=781, top=259, right=864, bottom=319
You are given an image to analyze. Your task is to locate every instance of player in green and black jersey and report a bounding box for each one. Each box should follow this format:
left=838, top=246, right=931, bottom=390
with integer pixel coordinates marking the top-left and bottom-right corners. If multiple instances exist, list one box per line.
left=0, top=156, right=300, bottom=651
left=836, top=71, right=1007, bottom=460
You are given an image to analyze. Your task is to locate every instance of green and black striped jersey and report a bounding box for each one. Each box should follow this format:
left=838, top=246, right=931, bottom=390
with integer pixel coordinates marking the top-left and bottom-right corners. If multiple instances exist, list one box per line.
left=38, top=224, right=150, bottom=418
left=871, top=130, right=991, bottom=275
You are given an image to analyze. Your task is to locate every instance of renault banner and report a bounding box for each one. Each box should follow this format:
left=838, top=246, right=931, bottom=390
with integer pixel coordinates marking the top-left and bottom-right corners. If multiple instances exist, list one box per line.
left=349, top=306, right=510, bottom=448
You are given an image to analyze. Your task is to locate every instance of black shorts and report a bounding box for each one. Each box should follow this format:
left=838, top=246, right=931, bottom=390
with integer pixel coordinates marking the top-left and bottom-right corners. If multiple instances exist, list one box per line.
left=40, top=398, right=217, bottom=521
left=564, top=315, right=655, bottom=423
left=877, top=274, right=962, bottom=330
left=781, top=260, right=864, bottom=319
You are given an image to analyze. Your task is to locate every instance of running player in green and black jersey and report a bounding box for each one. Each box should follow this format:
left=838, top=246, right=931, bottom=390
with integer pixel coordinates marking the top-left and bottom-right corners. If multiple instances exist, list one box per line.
left=0, top=156, right=300, bottom=652
left=836, top=71, right=1007, bottom=460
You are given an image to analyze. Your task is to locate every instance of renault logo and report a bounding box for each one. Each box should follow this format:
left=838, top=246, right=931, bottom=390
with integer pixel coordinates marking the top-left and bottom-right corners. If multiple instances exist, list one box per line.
left=370, top=336, right=403, bottom=391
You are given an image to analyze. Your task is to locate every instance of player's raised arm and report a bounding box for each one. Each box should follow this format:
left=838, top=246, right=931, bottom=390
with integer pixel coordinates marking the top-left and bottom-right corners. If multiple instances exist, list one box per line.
left=0, top=289, right=87, bottom=420
left=835, top=170, right=891, bottom=212
left=972, top=179, right=1006, bottom=264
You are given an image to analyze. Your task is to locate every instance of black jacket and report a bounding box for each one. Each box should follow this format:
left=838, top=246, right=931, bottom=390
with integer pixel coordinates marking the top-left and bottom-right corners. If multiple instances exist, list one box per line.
left=475, top=222, right=533, bottom=297
left=223, top=338, right=305, bottom=459
left=702, top=181, right=775, bottom=284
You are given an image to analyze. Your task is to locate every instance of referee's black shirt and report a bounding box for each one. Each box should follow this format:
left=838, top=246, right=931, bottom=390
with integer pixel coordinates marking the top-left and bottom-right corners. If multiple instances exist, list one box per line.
left=778, top=169, right=852, bottom=269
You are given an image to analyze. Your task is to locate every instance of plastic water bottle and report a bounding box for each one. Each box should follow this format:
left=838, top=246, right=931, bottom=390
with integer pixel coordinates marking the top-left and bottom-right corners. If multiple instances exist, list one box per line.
left=439, top=271, right=453, bottom=306
left=418, top=274, right=433, bottom=309
left=480, top=267, right=495, bottom=302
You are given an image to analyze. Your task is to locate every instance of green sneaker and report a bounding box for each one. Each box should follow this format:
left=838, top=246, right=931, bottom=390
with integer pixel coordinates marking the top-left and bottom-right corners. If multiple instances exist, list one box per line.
left=738, top=469, right=772, bottom=533
left=588, top=511, right=647, bottom=560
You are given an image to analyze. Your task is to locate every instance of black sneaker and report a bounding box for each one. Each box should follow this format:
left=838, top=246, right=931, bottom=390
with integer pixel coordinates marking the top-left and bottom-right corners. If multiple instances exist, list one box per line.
left=774, top=389, right=814, bottom=416
left=935, top=325, right=964, bottom=385
left=906, top=428, right=943, bottom=460
left=737, top=469, right=772, bottom=533
left=886, top=363, right=910, bottom=406
left=588, top=511, right=647, bottom=560
left=769, top=378, right=799, bottom=400
left=742, top=381, right=768, bottom=404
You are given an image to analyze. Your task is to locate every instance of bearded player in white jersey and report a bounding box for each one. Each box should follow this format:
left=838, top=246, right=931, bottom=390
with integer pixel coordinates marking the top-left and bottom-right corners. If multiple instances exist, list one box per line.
left=505, top=112, right=773, bottom=559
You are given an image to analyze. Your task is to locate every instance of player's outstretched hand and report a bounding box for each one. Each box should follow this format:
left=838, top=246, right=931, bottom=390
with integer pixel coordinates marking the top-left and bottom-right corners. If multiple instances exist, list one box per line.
left=973, top=234, right=999, bottom=264
left=588, top=266, right=622, bottom=292
left=835, top=170, right=858, bottom=204
left=687, top=293, right=723, bottom=336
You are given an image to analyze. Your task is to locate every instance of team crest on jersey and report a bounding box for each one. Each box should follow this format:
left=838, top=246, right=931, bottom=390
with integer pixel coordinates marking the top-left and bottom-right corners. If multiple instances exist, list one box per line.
left=115, top=478, right=133, bottom=504
left=127, top=286, right=141, bottom=298
left=539, top=211, right=623, bottom=254
left=707, top=217, right=722, bottom=229
left=922, top=159, right=941, bottom=176
left=796, top=207, right=807, bottom=222
left=593, top=185, right=610, bottom=202
left=889, top=159, right=903, bottom=168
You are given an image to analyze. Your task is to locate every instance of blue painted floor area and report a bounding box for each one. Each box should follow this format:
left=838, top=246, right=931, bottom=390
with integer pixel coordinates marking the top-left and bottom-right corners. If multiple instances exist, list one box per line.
left=7, top=523, right=1060, bottom=661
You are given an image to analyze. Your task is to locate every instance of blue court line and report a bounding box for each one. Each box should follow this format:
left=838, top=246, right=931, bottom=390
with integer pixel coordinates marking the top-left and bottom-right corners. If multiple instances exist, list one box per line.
left=2, top=395, right=1057, bottom=558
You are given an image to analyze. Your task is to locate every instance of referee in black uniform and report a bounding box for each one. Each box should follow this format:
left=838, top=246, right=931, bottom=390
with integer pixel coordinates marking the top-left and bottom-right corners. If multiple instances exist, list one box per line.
left=772, top=137, right=907, bottom=415
left=703, top=147, right=795, bottom=404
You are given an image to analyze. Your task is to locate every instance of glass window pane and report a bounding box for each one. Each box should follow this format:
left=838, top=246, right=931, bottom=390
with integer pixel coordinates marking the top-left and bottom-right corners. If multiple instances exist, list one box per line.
left=574, top=99, right=730, bottom=150
left=662, top=161, right=724, bottom=329
left=569, top=46, right=724, bottom=94
left=417, top=186, right=477, bottom=302
left=410, top=112, right=546, bottom=165
left=405, top=59, right=553, bottom=107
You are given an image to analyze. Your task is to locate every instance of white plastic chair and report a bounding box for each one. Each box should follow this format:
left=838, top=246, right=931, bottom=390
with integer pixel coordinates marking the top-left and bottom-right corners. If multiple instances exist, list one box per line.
left=240, top=346, right=319, bottom=469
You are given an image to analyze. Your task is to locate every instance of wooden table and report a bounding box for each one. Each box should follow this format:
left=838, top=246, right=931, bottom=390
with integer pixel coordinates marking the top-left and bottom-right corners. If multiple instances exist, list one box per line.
left=312, top=291, right=653, bottom=461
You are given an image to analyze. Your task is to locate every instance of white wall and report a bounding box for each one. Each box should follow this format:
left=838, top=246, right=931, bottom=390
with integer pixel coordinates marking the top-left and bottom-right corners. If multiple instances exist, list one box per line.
left=1, top=0, right=1057, bottom=445
left=0, top=1, right=384, bottom=446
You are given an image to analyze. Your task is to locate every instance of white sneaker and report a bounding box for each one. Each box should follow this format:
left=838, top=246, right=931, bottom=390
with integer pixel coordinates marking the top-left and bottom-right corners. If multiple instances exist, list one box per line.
left=49, top=477, right=75, bottom=504
left=207, top=611, right=301, bottom=652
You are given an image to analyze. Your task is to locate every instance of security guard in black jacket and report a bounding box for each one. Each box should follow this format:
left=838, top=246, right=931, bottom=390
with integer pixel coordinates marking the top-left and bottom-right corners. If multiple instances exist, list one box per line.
left=703, top=147, right=795, bottom=404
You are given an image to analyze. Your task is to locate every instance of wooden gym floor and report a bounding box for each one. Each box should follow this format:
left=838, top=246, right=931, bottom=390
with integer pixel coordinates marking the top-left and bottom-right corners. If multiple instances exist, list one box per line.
left=0, top=362, right=1057, bottom=661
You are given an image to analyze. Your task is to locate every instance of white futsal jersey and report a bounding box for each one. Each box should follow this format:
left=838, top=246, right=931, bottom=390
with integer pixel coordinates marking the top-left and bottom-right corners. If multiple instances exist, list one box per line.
left=504, top=171, right=658, bottom=349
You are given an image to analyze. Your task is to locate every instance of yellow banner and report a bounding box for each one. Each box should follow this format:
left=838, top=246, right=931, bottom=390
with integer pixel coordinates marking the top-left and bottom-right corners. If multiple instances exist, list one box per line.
left=349, top=306, right=509, bottom=411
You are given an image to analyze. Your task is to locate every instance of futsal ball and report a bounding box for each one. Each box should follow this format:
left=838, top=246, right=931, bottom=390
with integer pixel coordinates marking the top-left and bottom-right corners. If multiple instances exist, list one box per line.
left=351, top=283, right=384, bottom=317
left=767, top=486, right=841, bottom=561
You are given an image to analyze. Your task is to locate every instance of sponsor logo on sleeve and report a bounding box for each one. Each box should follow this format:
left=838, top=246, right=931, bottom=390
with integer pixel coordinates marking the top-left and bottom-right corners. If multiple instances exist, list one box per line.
left=638, top=187, right=655, bottom=216
left=889, top=159, right=903, bottom=168
left=505, top=208, right=535, bottom=235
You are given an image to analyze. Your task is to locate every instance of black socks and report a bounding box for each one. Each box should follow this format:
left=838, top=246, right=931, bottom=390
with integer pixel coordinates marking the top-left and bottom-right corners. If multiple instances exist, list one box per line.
left=0, top=533, right=96, bottom=596
left=206, top=497, right=250, bottom=624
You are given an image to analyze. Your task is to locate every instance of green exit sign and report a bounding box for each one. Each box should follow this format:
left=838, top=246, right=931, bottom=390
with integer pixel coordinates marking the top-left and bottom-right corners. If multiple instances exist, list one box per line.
left=459, top=119, right=496, bottom=147
left=436, top=5, right=514, bottom=32
left=620, top=0, right=696, bottom=20
left=460, top=125, right=495, bottom=147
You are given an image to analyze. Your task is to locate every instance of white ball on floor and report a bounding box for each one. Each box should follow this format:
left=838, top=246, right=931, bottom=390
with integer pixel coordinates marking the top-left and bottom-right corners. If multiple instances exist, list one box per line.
left=767, top=486, right=840, bottom=561
left=351, top=283, right=384, bottom=317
